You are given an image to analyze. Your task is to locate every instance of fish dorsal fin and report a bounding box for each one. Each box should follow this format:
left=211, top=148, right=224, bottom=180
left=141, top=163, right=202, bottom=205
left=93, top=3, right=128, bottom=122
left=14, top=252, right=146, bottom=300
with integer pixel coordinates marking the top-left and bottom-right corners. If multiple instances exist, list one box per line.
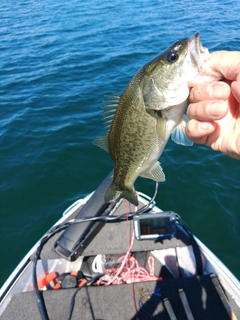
left=140, top=161, right=165, bottom=182
left=93, top=134, right=109, bottom=152
left=93, top=93, right=120, bottom=153
left=171, top=114, right=194, bottom=146
left=102, top=93, right=120, bottom=132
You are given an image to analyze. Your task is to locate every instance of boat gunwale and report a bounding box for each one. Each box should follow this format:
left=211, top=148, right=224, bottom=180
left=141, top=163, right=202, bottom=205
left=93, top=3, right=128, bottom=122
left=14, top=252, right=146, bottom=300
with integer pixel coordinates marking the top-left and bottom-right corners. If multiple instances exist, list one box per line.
left=1, top=190, right=240, bottom=315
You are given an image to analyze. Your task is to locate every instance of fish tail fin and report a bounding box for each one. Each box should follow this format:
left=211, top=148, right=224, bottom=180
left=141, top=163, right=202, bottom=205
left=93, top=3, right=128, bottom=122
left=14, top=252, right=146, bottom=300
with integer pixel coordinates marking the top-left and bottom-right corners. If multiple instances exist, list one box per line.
left=105, top=182, right=139, bottom=206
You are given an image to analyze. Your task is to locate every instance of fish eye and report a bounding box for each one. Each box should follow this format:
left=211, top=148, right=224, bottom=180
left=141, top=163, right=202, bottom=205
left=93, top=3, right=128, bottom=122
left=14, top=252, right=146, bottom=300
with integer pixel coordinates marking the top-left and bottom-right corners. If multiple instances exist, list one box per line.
left=166, top=51, right=179, bottom=63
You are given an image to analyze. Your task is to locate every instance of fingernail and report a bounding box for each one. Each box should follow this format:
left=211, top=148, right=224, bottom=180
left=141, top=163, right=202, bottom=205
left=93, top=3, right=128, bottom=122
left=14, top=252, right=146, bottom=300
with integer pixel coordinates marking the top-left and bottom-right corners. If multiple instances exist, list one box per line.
left=206, top=102, right=220, bottom=117
left=199, top=122, right=213, bottom=131
left=207, top=83, right=225, bottom=99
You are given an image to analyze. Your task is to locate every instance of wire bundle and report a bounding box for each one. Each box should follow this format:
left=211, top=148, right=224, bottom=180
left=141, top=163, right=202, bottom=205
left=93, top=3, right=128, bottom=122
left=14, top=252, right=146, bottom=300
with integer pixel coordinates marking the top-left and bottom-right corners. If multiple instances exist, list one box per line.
left=99, top=255, right=162, bottom=285
left=32, top=182, right=159, bottom=320
left=98, top=232, right=162, bottom=285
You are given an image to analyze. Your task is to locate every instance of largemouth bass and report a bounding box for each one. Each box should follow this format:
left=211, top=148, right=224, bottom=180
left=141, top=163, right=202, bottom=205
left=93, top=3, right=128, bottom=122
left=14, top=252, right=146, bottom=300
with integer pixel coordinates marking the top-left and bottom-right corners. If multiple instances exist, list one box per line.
left=94, top=33, right=221, bottom=206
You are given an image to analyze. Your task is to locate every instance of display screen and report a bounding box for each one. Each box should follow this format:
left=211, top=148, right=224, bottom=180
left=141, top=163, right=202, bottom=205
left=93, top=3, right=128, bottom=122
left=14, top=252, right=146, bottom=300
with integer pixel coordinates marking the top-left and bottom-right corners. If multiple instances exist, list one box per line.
left=139, top=217, right=170, bottom=236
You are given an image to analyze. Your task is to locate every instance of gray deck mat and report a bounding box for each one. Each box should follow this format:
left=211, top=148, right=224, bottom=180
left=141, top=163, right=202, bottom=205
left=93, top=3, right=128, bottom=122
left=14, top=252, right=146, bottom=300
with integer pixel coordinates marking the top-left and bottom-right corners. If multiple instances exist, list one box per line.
left=2, top=180, right=239, bottom=320
left=39, top=199, right=193, bottom=260
left=2, top=274, right=239, bottom=320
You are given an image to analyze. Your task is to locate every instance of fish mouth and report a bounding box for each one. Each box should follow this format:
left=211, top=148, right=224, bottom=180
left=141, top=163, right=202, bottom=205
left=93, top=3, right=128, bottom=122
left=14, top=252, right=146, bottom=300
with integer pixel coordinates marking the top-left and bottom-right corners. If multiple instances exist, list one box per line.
left=188, top=32, right=210, bottom=61
left=187, top=33, right=223, bottom=83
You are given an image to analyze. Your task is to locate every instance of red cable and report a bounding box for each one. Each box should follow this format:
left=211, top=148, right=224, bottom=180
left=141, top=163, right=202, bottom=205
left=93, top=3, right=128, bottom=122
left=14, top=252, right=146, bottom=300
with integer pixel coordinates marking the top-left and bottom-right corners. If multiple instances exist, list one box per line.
left=131, top=282, right=139, bottom=319
left=97, top=197, right=162, bottom=319
left=98, top=237, right=162, bottom=285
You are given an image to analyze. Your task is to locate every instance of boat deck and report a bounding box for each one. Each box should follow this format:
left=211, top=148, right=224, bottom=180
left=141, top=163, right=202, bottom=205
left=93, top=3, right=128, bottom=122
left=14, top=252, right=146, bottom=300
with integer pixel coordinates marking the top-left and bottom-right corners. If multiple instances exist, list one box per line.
left=1, top=174, right=240, bottom=319
left=2, top=273, right=239, bottom=320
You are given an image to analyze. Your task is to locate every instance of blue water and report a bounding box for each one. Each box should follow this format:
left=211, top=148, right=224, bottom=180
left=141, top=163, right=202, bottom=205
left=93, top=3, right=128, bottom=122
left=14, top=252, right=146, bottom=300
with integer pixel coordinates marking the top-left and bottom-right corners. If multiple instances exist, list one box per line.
left=1, top=0, right=240, bottom=287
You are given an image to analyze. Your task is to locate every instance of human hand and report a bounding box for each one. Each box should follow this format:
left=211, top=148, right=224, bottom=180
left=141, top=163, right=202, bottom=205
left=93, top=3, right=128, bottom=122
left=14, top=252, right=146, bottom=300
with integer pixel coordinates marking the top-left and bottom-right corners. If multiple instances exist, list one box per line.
left=186, top=51, right=240, bottom=160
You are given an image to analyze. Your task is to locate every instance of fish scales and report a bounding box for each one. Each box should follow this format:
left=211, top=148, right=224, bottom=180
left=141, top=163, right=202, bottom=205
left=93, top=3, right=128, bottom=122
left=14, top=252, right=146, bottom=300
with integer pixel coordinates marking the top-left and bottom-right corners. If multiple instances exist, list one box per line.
left=109, top=78, right=159, bottom=191
left=94, top=33, right=222, bottom=206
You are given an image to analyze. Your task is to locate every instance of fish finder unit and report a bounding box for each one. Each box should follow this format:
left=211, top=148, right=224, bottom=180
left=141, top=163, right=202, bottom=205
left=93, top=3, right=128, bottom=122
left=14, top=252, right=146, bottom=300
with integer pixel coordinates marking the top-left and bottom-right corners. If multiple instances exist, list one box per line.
left=133, top=211, right=177, bottom=240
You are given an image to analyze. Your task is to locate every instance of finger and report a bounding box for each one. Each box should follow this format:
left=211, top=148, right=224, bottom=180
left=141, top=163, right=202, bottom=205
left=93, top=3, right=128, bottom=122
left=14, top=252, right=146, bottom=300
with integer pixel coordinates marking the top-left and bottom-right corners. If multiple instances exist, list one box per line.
left=189, top=81, right=230, bottom=103
left=187, top=100, right=228, bottom=121
left=208, top=51, right=240, bottom=81
left=231, top=73, right=240, bottom=103
left=185, top=119, right=216, bottom=144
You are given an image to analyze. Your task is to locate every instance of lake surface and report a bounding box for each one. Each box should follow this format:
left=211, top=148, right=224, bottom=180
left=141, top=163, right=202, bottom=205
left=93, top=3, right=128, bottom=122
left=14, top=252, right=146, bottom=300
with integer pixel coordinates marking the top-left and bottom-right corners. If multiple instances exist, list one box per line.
left=0, top=0, right=240, bottom=287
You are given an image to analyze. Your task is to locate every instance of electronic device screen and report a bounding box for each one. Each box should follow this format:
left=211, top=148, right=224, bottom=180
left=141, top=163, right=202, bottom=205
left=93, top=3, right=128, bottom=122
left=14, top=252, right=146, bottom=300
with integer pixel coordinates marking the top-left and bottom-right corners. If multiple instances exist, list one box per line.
left=140, top=217, right=171, bottom=235
left=133, top=212, right=176, bottom=240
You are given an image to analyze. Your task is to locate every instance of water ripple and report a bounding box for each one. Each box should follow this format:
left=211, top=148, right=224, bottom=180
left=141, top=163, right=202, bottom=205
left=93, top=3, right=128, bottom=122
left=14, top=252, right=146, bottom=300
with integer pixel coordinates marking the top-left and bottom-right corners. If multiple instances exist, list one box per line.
left=0, top=0, right=240, bottom=285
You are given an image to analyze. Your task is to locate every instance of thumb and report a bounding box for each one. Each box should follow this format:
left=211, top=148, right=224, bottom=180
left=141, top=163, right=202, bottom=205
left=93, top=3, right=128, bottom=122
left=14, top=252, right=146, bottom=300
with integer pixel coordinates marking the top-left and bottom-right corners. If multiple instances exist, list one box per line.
left=208, top=51, right=240, bottom=81
left=231, top=73, right=240, bottom=103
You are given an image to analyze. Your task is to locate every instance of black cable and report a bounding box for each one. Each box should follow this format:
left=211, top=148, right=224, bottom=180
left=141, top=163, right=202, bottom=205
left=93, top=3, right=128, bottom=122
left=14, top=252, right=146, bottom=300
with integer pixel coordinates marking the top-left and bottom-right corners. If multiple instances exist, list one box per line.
left=32, top=224, right=68, bottom=320
left=174, top=246, right=182, bottom=278
left=70, top=181, right=159, bottom=224
left=175, top=214, right=203, bottom=275
left=175, top=214, right=193, bottom=237
left=67, top=273, right=104, bottom=320
left=32, top=239, right=49, bottom=320
left=33, top=182, right=159, bottom=320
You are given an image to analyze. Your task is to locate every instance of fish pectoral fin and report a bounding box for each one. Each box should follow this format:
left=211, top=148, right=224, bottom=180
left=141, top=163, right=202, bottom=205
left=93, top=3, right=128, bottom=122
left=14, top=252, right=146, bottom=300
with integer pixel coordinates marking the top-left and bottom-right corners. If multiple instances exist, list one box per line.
left=171, top=115, right=194, bottom=146
left=140, top=161, right=165, bottom=182
left=93, top=134, right=109, bottom=152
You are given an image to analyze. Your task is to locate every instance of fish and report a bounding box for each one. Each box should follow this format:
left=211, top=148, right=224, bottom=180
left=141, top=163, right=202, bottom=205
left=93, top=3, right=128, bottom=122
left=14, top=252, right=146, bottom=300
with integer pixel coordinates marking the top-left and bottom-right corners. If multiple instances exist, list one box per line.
left=94, top=32, right=222, bottom=206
